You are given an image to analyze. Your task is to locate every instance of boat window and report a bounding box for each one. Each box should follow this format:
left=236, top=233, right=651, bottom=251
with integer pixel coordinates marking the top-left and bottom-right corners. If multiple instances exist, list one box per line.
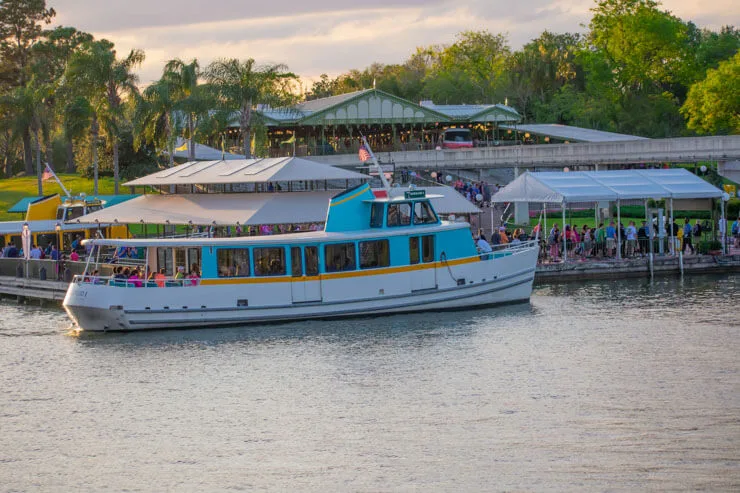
left=86, top=204, right=102, bottom=214
left=291, top=247, right=302, bottom=277
left=253, top=247, right=286, bottom=276
left=359, top=240, right=390, bottom=269
left=66, top=206, right=85, bottom=221
left=217, top=249, right=250, bottom=277
left=305, top=246, right=319, bottom=276
left=370, top=203, right=385, bottom=228
left=56, top=208, right=64, bottom=220
left=413, top=201, right=438, bottom=225
left=174, top=248, right=187, bottom=273
left=387, top=202, right=411, bottom=227
left=409, top=237, right=420, bottom=265
left=157, top=248, right=173, bottom=276
left=325, top=243, right=356, bottom=272
left=422, top=235, right=435, bottom=262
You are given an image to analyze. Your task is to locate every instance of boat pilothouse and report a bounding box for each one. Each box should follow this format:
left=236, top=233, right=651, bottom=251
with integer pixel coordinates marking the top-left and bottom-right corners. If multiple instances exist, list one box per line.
left=63, top=184, right=539, bottom=331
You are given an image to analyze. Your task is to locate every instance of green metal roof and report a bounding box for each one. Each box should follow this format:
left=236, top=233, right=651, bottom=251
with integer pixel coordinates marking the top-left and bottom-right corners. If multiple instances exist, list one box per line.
left=257, top=89, right=451, bottom=127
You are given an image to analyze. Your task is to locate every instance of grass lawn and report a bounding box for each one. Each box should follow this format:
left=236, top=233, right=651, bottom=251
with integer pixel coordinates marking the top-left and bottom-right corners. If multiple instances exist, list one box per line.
left=0, top=175, right=116, bottom=221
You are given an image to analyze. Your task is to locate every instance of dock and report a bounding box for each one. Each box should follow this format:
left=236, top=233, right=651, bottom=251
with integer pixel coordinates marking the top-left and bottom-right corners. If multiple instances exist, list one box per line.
left=0, top=276, right=68, bottom=302
left=535, top=252, right=740, bottom=283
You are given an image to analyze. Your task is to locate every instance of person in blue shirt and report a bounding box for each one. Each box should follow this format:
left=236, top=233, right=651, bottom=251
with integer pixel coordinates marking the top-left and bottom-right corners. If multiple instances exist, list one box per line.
left=605, top=221, right=616, bottom=257
left=682, top=217, right=695, bottom=254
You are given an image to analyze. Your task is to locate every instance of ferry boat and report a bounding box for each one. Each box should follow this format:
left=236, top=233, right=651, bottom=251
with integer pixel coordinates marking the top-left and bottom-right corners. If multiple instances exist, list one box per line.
left=1, top=193, right=133, bottom=253
left=62, top=184, right=539, bottom=331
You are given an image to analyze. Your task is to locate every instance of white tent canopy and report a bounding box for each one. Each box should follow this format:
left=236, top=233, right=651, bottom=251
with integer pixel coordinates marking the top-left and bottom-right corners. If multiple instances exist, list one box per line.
left=492, top=169, right=724, bottom=204
left=173, top=137, right=245, bottom=161
left=125, top=156, right=370, bottom=187
left=72, top=192, right=337, bottom=226
left=72, top=187, right=479, bottom=227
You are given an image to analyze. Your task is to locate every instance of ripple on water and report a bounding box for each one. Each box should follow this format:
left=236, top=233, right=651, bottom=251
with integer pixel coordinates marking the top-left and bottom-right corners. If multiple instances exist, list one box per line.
left=0, top=274, right=738, bottom=491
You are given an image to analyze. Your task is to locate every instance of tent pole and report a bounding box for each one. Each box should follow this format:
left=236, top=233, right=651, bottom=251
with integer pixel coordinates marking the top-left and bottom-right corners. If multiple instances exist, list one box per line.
left=490, top=202, right=494, bottom=240
left=543, top=203, right=547, bottom=248
left=720, top=197, right=727, bottom=254
left=562, top=204, right=567, bottom=263
left=617, top=198, right=622, bottom=260
left=669, top=198, right=675, bottom=256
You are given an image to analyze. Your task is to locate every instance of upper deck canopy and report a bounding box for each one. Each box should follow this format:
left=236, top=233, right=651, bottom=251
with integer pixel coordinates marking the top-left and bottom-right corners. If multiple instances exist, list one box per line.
left=124, top=156, right=370, bottom=187
left=491, top=169, right=724, bottom=204
left=73, top=192, right=337, bottom=226
left=73, top=186, right=480, bottom=226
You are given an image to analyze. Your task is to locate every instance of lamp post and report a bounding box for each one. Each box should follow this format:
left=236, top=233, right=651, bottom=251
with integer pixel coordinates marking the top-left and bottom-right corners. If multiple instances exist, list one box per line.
left=721, top=192, right=730, bottom=254
left=55, top=222, right=61, bottom=280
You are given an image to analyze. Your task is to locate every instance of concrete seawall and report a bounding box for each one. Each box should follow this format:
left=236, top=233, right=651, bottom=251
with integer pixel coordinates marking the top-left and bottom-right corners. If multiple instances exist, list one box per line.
left=535, top=253, right=740, bottom=283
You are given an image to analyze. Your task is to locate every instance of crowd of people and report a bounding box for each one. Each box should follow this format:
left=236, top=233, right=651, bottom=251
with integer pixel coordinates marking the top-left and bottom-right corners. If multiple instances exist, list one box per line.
left=442, top=176, right=499, bottom=208
left=540, top=216, right=733, bottom=263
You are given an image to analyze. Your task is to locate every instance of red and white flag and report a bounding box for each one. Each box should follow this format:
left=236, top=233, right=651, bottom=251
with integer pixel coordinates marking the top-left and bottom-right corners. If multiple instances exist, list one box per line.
left=358, top=145, right=371, bottom=162
left=42, top=164, right=53, bottom=182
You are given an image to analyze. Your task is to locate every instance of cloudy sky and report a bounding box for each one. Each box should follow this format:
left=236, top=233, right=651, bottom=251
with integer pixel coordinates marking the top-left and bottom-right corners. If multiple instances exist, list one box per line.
left=51, top=0, right=738, bottom=86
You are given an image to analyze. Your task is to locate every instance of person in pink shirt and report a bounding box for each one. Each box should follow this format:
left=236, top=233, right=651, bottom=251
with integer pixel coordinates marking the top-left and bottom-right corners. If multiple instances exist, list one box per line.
left=69, top=250, right=80, bottom=261
left=129, top=268, right=143, bottom=288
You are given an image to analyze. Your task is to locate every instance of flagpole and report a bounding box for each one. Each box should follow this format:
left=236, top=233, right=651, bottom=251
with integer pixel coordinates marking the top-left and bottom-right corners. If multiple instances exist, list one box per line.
left=361, top=135, right=391, bottom=193
left=44, top=164, right=71, bottom=197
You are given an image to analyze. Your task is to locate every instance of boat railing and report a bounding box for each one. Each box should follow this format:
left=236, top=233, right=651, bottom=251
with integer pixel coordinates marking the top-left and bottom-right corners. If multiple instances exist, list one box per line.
left=72, top=274, right=201, bottom=288
left=475, top=239, right=538, bottom=260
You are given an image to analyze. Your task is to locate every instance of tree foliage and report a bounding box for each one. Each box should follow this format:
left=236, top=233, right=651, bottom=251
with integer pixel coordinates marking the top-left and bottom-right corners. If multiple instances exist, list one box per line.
left=681, top=52, right=740, bottom=135
left=0, top=0, right=737, bottom=187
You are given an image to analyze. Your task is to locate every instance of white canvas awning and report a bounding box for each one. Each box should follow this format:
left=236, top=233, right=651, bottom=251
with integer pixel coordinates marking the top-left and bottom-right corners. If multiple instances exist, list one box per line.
left=72, top=192, right=337, bottom=226
left=492, top=169, right=724, bottom=204
left=173, top=137, right=245, bottom=161
left=73, top=186, right=480, bottom=227
left=125, top=156, right=370, bottom=187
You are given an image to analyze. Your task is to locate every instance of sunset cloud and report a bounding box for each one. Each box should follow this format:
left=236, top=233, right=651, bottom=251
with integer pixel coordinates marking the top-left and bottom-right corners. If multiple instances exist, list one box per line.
left=49, top=0, right=739, bottom=85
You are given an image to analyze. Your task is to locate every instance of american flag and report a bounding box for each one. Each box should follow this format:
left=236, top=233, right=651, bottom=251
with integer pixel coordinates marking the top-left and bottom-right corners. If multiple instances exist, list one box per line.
left=42, top=164, right=53, bottom=182
left=358, top=145, right=371, bottom=162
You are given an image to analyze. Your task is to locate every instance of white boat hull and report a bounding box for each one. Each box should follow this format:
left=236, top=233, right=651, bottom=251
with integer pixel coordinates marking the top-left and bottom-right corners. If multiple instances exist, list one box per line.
left=64, top=245, right=538, bottom=332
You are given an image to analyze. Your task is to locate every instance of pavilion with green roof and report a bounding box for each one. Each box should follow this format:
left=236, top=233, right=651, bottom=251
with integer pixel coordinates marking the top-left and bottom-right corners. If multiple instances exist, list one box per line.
left=242, top=89, right=521, bottom=157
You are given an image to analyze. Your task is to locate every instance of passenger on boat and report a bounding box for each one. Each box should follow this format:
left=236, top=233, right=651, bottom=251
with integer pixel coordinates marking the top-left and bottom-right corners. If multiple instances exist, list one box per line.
left=187, top=264, right=201, bottom=286
left=129, top=269, right=143, bottom=288
left=476, top=234, right=493, bottom=254
left=69, top=250, right=80, bottom=262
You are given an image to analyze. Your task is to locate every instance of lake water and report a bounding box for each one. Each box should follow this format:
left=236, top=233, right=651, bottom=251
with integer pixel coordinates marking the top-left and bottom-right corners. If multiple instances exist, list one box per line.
left=1, top=274, right=738, bottom=491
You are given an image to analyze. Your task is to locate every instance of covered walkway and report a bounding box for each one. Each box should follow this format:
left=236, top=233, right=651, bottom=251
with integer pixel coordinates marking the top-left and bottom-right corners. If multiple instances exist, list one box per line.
left=492, top=169, right=728, bottom=261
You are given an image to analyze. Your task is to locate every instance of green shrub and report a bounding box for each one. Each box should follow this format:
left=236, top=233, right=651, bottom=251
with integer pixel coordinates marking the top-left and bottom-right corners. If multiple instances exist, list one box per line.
left=697, top=240, right=722, bottom=254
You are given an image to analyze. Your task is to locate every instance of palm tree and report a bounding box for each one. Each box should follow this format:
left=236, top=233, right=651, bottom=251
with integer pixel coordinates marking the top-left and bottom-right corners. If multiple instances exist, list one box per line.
left=0, top=84, right=45, bottom=194
left=65, top=39, right=144, bottom=194
left=163, top=58, right=211, bottom=161
left=205, top=58, right=297, bottom=158
left=133, top=77, right=178, bottom=168
left=62, top=95, right=93, bottom=174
